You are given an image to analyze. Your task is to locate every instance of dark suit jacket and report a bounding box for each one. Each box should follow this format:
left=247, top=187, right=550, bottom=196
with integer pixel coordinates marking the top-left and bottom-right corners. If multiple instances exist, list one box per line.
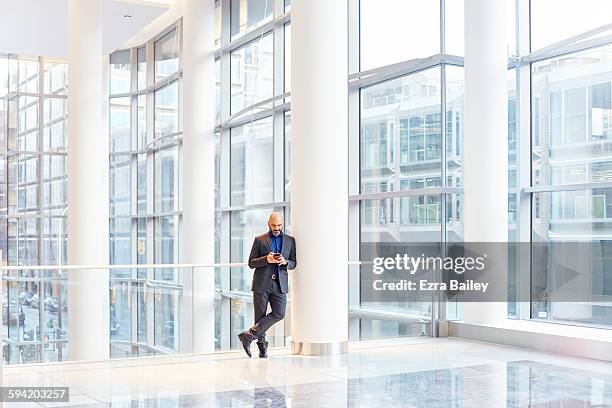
left=248, top=232, right=297, bottom=294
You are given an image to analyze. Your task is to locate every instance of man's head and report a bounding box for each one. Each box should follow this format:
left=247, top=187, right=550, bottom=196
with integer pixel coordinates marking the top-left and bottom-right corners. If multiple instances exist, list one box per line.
left=268, top=212, right=284, bottom=237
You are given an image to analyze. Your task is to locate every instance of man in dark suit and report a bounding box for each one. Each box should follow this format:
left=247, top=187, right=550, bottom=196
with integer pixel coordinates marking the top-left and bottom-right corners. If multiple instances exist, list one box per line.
left=237, top=212, right=297, bottom=358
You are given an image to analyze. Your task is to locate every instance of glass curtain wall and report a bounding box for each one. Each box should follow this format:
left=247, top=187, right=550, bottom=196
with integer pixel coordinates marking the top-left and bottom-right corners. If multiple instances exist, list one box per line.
left=0, top=55, right=69, bottom=364
left=529, top=0, right=612, bottom=327
left=350, top=0, right=518, bottom=337
left=214, top=0, right=290, bottom=351
left=108, top=24, right=182, bottom=357
left=352, top=0, right=612, bottom=330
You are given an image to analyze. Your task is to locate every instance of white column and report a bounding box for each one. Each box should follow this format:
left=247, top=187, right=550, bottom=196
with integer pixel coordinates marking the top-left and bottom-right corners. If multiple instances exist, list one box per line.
left=67, top=0, right=109, bottom=361
left=290, top=0, right=348, bottom=355
left=463, top=0, right=508, bottom=324
left=181, top=0, right=216, bottom=353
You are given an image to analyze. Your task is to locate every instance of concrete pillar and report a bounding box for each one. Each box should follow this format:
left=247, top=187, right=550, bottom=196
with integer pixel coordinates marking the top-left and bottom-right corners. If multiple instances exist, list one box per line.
left=66, top=0, right=110, bottom=360
left=463, top=0, right=508, bottom=324
left=290, top=0, right=348, bottom=355
left=181, top=0, right=216, bottom=353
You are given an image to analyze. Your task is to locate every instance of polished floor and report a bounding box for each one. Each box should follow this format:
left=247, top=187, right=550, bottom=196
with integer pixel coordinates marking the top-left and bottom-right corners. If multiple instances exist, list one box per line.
left=4, top=338, right=612, bottom=407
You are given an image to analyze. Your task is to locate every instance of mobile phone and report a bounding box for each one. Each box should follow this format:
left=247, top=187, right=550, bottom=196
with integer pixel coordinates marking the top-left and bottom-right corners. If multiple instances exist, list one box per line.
left=272, top=252, right=281, bottom=258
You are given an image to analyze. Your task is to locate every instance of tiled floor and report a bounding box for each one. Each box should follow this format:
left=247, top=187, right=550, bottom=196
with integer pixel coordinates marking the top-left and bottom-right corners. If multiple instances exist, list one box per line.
left=4, top=338, right=612, bottom=407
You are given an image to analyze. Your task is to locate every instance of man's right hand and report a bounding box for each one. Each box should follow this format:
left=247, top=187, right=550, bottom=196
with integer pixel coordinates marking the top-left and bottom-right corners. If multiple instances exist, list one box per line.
left=266, top=252, right=280, bottom=264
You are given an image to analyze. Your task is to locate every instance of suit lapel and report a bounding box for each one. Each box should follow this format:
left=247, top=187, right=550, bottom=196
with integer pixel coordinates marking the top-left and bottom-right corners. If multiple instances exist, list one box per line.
left=264, top=234, right=273, bottom=252
left=280, top=234, right=289, bottom=256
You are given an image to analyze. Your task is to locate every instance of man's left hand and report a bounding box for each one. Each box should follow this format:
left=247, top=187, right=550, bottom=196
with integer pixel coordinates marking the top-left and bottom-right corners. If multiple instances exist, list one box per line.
left=277, top=255, right=288, bottom=265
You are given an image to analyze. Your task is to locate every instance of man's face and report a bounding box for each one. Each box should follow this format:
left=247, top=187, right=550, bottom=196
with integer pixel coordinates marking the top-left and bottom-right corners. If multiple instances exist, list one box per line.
left=269, top=216, right=283, bottom=236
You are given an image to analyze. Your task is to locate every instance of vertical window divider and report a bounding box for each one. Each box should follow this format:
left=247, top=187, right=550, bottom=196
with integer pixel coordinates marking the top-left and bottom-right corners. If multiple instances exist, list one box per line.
left=517, top=0, right=533, bottom=321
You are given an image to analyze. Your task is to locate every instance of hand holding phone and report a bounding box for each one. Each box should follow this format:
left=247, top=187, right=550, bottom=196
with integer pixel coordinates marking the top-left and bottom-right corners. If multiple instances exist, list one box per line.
left=267, top=252, right=281, bottom=263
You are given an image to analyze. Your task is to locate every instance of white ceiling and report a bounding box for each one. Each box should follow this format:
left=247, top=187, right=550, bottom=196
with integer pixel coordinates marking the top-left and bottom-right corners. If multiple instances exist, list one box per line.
left=0, top=0, right=172, bottom=59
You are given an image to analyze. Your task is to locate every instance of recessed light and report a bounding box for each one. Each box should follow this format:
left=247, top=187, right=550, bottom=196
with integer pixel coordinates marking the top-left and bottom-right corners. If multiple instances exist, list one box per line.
left=123, top=14, right=133, bottom=19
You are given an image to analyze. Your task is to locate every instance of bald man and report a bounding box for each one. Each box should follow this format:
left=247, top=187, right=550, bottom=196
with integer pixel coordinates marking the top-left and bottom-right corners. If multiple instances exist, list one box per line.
left=237, top=212, right=297, bottom=358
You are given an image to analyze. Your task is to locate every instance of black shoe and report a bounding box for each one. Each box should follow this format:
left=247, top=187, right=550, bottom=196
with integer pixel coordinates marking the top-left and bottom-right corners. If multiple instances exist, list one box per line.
left=257, top=341, right=268, bottom=358
left=237, top=331, right=255, bottom=357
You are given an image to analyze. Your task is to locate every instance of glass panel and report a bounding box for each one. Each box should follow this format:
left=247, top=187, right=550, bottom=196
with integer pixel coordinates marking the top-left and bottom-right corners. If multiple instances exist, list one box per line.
left=110, top=218, right=131, bottom=265
left=110, top=281, right=131, bottom=342
left=531, top=0, right=612, bottom=50
left=215, top=0, right=222, bottom=47
left=360, top=67, right=442, bottom=193
left=137, top=47, right=147, bottom=91
left=214, top=132, right=221, bottom=209
left=135, top=282, right=147, bottom=342
left=0, top=157, right=6, bottom=216
left=137, top=219, right=148, bottom=270
left=43, top=98, right=67, bottom=152
left=42, top=155, right=67, bottom=216
left=17, top=96, right=39, bottom=151
left=137, top=94, right=146, bottom=148
left=532, top=45, right=612, bottom=186
left=110, top=154, right=131, bottom=216
left=155, top=147, right=178, bottom=213
left=0, top=98, right=6, bottom=153
left=360, top=0, right=439, bottom=70
left=18, top=59, right=38, bottom=93
left=508, top=68, right=517, bottom=237
left=230, top=33, right=273, bottom=114
left=532, top=190, right=612, bottom=327
left=154, top=81, right=179, bottom=139
left=12, top=279, right=39, bottom=346
left=41, top=217, right=66, bottom=265
left=446, top=191, right=464, bottom=243
left=215, top=59, right=221, bottom=124
left=445, top=65, right=464, bottom=192
left=8, top=57, right=18, bottom=94
left=154, top=216, right=178, bottom=281
left=43, top=62, right=67, bottom=96
left=137, top=154, right=147, bottom=214
left=155, top=29, right=179, bottom=81
left=531, top=46, right=612, bottom=329
left=284, top=23, right=291, bottom=92
left=17, top=218, right=40, bottom=265
left=359, top=197, right=436, bottom=336
left=230, top=116, right=273, bottom=206
left=110, top=50, right=131, bottom=94
left=284, top=111, right=291, bottom=201
left=110, top=97, right=130, bottom=152
left=0, top=56, right=8, bottom=97
left=154, top=287, right=179, bottom=350
left=43, top=279, right=66, bottom=362
left=230, top=0, right=273, bottom=39
left=6, top=96, right=17, bottom=151
left=4, top=280, right=22, bottom=343
left=10, top=154, right=39, bottom=214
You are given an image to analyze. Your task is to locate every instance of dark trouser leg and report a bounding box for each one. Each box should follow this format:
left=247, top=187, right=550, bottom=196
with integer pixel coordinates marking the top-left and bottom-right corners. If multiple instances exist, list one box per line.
left=250, top=281, right=286, bottom=341
left=252, top=289, right=270, bottom=344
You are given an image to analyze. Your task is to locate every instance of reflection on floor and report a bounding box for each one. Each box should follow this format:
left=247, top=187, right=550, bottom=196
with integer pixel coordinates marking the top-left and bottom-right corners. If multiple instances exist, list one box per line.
left=5, top=338, right=612, bottom=407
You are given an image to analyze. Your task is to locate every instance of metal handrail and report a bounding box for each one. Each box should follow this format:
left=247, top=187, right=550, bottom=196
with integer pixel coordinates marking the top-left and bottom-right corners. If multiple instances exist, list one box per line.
left=523, top=181, right=612, bottom=194
left=0, top=262, right=247, bottom=271
left=2, top=262, right=364, bottom=271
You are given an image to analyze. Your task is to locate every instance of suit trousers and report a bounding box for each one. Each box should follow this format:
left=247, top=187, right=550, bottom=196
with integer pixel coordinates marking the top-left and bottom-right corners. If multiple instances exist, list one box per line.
left=250, top=277, right=286, bottom=344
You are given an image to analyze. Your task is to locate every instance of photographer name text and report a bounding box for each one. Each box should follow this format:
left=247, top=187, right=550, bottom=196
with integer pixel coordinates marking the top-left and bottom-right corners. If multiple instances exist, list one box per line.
left=373, top=279, right=489, bottom=292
